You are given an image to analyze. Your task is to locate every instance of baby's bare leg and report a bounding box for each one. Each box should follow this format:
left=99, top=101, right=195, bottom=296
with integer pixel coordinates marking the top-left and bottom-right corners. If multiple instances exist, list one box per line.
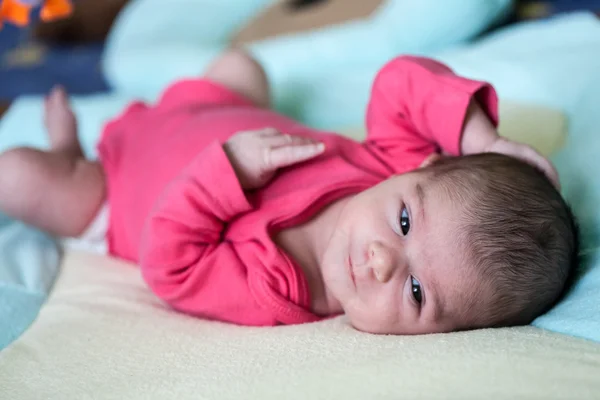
left=204, top=50, right=271, bottom=108
left=0, top=87, right=105, bottom=237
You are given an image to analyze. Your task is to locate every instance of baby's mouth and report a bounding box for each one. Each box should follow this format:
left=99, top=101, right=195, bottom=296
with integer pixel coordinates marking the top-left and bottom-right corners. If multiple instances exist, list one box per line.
left=347, top=256, right=356, bottom=288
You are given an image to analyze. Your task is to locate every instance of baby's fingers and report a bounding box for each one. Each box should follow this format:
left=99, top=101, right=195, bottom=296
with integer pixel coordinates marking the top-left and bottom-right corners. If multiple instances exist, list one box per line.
left=266, top=142, right=325, bottom=169
left=264, top=133, right=317, bottom=148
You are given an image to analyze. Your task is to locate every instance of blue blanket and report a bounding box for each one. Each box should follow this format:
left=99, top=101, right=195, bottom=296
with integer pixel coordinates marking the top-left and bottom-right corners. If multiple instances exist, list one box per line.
left=532, top=83, right=600, bottom=340
left=0, top=214, right=59, bottom=349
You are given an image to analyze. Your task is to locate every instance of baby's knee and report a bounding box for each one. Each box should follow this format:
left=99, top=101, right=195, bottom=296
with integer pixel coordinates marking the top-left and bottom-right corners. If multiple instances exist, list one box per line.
left=0, top=147, right=39, bottom=165
left=0, top=148, right=49, bottom=214
left=211, top=49, right=263, bottom=74
left=0, top=147, right=69, bottom=199
left=0, top=148, right=42, bottom=187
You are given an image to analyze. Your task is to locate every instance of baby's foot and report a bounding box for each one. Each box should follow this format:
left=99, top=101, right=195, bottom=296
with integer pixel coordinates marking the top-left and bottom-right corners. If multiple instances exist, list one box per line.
left=44, top=85, right=83, bottom=156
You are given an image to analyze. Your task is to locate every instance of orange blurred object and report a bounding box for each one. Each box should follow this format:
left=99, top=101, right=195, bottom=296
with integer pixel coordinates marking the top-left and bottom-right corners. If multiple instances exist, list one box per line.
left=0, top=0, right=73, bottom=27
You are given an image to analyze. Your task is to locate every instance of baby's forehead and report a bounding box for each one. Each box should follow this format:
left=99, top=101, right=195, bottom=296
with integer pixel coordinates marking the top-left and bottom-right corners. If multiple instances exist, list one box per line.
left=420, top=169, right=476, bottom=199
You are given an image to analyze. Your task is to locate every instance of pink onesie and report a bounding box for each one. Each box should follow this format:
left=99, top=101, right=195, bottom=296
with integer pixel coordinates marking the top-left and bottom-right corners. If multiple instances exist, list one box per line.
left=96, top=56, right=498, bottom=326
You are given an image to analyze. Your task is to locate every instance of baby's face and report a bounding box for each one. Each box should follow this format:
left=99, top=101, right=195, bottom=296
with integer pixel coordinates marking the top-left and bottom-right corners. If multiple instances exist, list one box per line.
left=321, top=171, right=482, bottom=334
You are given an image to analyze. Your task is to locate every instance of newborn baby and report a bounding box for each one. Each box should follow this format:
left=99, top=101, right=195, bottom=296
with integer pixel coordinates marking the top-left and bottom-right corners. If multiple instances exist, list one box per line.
left=0, top=51, right=578, bottom=334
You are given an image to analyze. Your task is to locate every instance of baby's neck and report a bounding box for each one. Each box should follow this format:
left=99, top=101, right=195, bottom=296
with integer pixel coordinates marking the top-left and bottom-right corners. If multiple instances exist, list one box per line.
left=274, top=197, right=349, bottom=316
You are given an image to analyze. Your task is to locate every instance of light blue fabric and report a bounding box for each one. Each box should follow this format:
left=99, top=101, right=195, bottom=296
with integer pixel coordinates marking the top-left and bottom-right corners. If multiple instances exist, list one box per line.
left=282, top=11, right=600, bottom=130
left=0, top=285, right=46, bottom=349
left=103, top=0, right=273, bottom=99
left=0, top=215, right=59, bottom=349
left=532, top=79, right=600, bottom=341
left=103, top=0, right=513, bottom=106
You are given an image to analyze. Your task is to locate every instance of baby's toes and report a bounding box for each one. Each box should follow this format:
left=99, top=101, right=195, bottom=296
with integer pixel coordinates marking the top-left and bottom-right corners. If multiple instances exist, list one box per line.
left=46, top=86, right=69, bottom=110
left=45, top=86, right=74, bottom=120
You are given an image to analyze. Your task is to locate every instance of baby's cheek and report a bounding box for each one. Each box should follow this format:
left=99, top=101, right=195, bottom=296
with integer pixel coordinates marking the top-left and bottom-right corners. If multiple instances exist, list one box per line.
left=346, top=310, right=396, bottom=335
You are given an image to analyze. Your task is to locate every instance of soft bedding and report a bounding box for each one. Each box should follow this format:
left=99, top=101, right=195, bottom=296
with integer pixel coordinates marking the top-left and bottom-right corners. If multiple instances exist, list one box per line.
left=0, top=95, right=570, bottom=349
left=0, top=216, right=59, bottom=349
left=0, top=250, right=599, bottom=400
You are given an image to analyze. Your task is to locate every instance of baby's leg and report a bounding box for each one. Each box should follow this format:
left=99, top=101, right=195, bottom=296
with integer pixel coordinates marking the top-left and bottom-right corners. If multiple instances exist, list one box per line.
left=0, top=87, right=105, bottom=237
left=204, top=50, right=271, bottom=108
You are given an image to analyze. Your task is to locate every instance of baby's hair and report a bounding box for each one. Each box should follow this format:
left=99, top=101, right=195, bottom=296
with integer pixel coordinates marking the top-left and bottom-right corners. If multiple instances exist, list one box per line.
left=424, top=153, right=579, bottom=328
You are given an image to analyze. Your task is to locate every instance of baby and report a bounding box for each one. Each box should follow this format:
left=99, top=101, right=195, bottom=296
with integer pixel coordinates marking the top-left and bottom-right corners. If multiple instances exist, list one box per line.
left=0, top=51, right=578, bottom=335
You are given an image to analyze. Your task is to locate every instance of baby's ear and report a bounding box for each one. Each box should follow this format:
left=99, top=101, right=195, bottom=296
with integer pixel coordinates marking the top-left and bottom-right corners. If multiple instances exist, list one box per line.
left=419, top=153, right=442, bottom=168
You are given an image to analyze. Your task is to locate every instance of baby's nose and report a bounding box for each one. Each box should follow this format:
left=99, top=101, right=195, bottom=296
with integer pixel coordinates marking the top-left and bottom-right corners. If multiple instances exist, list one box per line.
left=369, top=241, right=397, bottom=283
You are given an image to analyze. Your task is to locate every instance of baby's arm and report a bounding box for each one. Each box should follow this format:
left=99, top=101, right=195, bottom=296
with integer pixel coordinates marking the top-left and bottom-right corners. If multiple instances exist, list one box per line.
left=139, top=128, right=324, bottom=325
left=365, top=55, right=499, bottom=162
left=459, top=98, right=500, bottom=155
left=461, top=98, right=560, bottom=187
left=365, top=56, right=559, bottom=186
left=139, top=140, right=265, bottom=325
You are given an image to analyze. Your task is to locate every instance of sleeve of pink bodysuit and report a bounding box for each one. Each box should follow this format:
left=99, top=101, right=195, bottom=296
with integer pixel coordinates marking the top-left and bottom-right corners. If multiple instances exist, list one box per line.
left=365, top=55, right=499, bottom=169
left=138, top=141, right=274, bottom=326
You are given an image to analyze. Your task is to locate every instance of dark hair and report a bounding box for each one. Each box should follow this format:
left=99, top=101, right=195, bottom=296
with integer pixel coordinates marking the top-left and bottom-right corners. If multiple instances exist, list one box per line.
left=424, top=153, right=579, bottom=328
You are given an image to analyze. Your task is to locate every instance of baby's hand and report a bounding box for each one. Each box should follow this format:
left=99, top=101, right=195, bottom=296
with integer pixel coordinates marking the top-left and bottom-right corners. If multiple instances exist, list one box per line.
left=223, top=128, right=325, bottom=190
left=486, top=137, right=560, bottom=189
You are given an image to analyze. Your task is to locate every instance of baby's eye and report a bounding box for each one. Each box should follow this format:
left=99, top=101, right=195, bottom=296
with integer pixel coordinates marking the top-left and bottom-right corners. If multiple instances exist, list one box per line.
left=411, top=276, right=422, bottom=304
left=400, top=206, right=410, bottom=235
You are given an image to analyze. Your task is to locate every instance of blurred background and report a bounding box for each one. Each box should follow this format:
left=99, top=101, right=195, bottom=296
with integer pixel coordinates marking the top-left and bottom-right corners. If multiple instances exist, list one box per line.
left=0, top=0, right=598, bottom=118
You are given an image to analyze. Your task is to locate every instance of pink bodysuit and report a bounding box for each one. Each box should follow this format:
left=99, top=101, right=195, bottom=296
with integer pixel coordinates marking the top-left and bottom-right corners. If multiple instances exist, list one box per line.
left=97, top=56, right=498, bottom=326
